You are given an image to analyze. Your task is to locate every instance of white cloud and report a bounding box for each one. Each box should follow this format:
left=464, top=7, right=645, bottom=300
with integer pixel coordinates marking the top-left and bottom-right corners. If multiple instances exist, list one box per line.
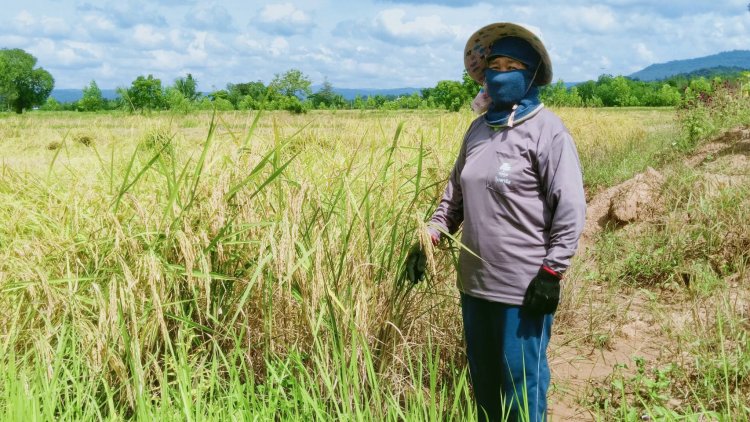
left=269, top=37, right=290, bottom=56
left=11, top=11, right=70, bottom=38
left=234, top=34, right=263, bottom=51
left=40, top=17, right=70, bottom=37
left=233, top=32, right=291, bottom=58
left=78, top=14, right=121, bottom=43
left=96, top=62, right=116, bottom=79
left=138, top=31, right=228, bottom=74
left=634, top=42, right=655, bottom=62
left=378, top=0, right=481, bottom=6
left=14, top=10, right=35, bottom=29
left=76, top=1, right=166, bottom=29
left=184, top=4, right=233, bottom=32
left=309, top=46, right=337, bottom=63
left=254, top=3, right=314, bottom=35
left=371, top=8, right=461, bottom=44
left=0, top=35, right=29, bottom=48
left=28, top=39, right=104, bottom=70
left=132, top=25, right=167, bottom=48
left=561, top=5, right=617, bottom=33
left=167, top=29, right=192, bottom=50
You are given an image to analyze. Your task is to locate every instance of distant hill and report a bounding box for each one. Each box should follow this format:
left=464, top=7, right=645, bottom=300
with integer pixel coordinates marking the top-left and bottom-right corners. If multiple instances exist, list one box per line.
left=51, top=87, right=422, bottom=104
left=668, top=66, right=750, bottom=80
left=51, top=89, right=120, bottom=103
left=629, top=50, right=750, bottom=81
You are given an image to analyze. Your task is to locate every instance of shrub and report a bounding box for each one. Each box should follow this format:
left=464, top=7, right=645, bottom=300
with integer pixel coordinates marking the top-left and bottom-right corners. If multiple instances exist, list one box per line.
left=677, top=80, right=750, bottom=150
left=165, top=87, right=194, bottom=114
left=40, top=97, right=62, bottom=111
left=212, top=97, right=234, bottom=111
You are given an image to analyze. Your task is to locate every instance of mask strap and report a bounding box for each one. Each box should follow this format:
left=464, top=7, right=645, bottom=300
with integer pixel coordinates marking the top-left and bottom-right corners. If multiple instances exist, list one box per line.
left=523, top=63, right=541, bottom=96
left=508, top=104, right=519, bottom=128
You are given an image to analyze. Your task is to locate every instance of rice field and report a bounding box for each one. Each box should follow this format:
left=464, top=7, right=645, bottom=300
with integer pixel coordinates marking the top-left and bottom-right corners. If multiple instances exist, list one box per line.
left=0, top=108, right=683, bottom=420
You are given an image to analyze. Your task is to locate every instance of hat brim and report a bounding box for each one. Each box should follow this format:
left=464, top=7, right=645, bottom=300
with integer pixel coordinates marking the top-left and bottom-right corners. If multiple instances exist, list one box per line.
left=464, top=22, right=553, bottom=86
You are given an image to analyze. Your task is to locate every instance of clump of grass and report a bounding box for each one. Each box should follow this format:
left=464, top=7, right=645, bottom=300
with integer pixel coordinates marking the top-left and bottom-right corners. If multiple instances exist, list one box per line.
left=142, top=126, right=174, bottom=152
left=558, top=108, right=678, bottom=195
left=46, top=141, right=61, bottom=150
left=73, top=134, right=94, bottom=147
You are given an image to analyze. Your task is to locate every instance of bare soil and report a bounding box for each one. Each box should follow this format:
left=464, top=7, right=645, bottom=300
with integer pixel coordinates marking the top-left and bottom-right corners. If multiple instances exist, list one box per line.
left=547, top=127, right=750, bottom=420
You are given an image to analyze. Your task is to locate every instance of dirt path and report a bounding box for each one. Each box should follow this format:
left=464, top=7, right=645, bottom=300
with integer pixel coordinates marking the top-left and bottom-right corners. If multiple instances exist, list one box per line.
left=547, top=127, right=750, bottom=420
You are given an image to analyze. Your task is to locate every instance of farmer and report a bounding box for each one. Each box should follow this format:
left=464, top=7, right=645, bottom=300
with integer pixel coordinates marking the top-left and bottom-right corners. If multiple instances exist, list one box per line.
left=405, top=22, right=586, bottom=421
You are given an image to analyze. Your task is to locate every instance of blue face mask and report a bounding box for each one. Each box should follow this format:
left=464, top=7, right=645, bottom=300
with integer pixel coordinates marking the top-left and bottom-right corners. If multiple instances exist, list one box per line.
left=484, top=68, right=534, bottom=109
left=483, top=67, right=542, bottom=128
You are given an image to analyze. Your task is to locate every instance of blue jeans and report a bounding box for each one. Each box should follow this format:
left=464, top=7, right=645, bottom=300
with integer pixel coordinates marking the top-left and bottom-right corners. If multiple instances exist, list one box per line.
left=461, top=293, right=553, bottom=422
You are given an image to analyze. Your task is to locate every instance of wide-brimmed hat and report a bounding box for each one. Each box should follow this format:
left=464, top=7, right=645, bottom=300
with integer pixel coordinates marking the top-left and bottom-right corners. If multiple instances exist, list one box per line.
left=464, top=22, right=552, bottom=86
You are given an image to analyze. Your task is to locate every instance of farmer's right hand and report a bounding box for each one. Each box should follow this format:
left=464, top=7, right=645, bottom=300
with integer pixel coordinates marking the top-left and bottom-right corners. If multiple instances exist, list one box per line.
left=404, top=243, right=427, bottom=283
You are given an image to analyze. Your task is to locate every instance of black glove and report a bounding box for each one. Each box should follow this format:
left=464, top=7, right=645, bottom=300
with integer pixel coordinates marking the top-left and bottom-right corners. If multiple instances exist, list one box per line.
left=522, top=266, right=562, bottom=315
left=404, top=243, right=427, bottom=283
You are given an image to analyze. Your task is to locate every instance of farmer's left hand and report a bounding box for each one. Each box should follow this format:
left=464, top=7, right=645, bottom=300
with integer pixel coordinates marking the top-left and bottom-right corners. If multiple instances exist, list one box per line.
left=522, top=266, right=561, bottom=315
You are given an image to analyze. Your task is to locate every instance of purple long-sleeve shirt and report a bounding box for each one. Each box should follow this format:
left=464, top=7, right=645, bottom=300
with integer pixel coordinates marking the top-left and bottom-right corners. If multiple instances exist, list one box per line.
left=429, top=107, right=586, bottom=305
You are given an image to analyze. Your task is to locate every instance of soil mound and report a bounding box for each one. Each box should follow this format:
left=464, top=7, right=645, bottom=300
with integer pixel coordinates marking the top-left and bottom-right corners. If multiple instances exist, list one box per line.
left=608, top=167, right=665, bottom=224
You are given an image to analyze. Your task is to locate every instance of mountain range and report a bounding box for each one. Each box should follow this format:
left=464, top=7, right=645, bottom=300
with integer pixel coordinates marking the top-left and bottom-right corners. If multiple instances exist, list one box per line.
left=628, top=50, right=750, bottom=81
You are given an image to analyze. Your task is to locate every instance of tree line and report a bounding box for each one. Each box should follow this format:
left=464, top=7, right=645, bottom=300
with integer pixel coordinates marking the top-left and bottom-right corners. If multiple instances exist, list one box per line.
left=2, top=48, right=749, bottom=114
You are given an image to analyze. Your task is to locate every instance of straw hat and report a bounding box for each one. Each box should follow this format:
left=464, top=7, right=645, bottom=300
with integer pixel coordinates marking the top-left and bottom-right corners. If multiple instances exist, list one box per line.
left=464, top=22, right=553, bottom=86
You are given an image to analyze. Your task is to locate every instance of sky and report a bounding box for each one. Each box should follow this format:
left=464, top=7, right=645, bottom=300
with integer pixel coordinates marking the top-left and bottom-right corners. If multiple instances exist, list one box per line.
left=1, top=0, right=749, bottom=91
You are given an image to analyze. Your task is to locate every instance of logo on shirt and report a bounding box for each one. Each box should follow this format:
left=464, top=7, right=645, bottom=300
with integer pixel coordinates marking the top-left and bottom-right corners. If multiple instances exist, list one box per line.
left=495, top=161, right=512, bottom=185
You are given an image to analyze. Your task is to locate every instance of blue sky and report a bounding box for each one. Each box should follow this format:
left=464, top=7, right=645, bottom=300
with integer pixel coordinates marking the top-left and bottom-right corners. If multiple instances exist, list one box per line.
left=1, top=0, right=748, bottom=91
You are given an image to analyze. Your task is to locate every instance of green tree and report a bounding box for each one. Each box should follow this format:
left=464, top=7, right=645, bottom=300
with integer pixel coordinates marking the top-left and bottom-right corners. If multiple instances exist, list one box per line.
left=461, top=70, right=481, bottom=99
left=353, top=95, right=366, bottom=110
left=269, top=69, right=312, bottom=99
left=385, top=92, right=424, bottom=110
left=540, top=80, right=583, bottom=107
left=211, top=97, right=234, bottom=111
left=268, top=95, right=308, bottom=114
left=79, top=80, right=105, bottom=111
left=594, top=75, right=640, bottom=106
left=209, top=89, right=229, bottom=101
left=423, top=80, right=469, bottom=111
left=684, top=77, right=712, bottom=100
left=309, top=79, right=346, bottom=109
left=118, top=74, right=165, bottom=112
left=0, top=48, right=54, bottom=113
left=164, top=87, right=193, bottom=114
left=174, top=73, right=199, bottom=101
left=575, top=80, right=597, bottom=105
left=643, top=83, right=681, bottom=106
left=40, top=97, right=62, bottom=111
left=227, top=81, right=267, bottom=109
